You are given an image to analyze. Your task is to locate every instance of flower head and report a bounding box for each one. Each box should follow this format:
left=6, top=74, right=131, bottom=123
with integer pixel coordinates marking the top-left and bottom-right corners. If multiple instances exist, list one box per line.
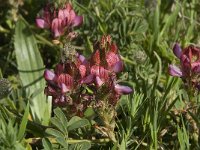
left=88, top=35, right=132, bottom=105
left=44, top=64, right=74, bottom=106
left=169, top=43, right=200, bottom=90
left=44, top=35, right=133, bottom=117
left=36, top=3, right=83, bottom=38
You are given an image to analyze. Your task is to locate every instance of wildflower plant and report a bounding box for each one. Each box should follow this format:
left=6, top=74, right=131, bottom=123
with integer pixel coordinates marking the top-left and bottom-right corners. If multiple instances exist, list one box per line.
left=3, top=0, right=200, bottom=149
left=38, top=0, right=132, bottom=143
left=169, top=43, right=200, bottom=145
left=169, top=44, right=200, bottom=96
left=36, top=2, right=83, bottom=38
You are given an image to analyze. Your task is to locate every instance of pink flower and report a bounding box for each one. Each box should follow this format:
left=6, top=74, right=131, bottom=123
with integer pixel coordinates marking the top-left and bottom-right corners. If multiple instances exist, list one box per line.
left=169, top=44, right=200, bottom=77
left=169, top=44, right=200, bottom=90
left=43, top=35, right=133, bottom=114
left=88, top=35, right=132, bottom=105
left=90, top=65, right=109, bottom=87
left=106, top=51, right=123, bottom=73
left=51, top=18, right=64, bottom=37
left=44, top=66, right=74, bottom=106
left=90, top=36, right=123, bottom=71
left=36, top=3, right=83, bottom=38
left=36, top=4, right=53, bottom=29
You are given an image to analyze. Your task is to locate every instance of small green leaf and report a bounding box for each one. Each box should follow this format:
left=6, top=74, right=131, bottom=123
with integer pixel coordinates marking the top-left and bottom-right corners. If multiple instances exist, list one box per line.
left=119, top=138, right=126, bottom=150
left=50, top=117, right=66, bottom=134
left=69, top=142, right=91, bottom=150
left=42, top=138, right=53, bottom=150
left=54, top=108, right=68, bottom=127
left=53, top=108, right=68, bottom=134
left=46, top=128, right=65, bottom=138
left=77, top=142, right=91, bottom=150
left=67, top=116, right=89, bottom=131
left=56, top=137, right=68, bottom=148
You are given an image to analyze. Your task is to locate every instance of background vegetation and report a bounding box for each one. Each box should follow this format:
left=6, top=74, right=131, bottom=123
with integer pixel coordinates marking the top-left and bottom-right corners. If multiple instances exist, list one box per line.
left=1, top=0, right=200, bottom=149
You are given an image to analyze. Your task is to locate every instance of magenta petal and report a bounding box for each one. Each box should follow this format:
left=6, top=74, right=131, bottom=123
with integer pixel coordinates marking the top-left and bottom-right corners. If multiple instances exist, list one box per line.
left=36, top=18, right=49, bottom=28
left=57, top=74, right=73, bottom=88
left=81, top=74, right=94, bottom=84
left=112, top=61, right=123, bottom=73
left=168, top=65, right=183, bottom=77
left=44, top=70, right=56, bottom=81
left=192, top=62, right=200, bottom=73
left=114, top=84, right=133, bottom=95
left=78, top=54, right=86, bottom=63
left=72, top=16, right=83, bottom=27
left=79, top=65, right=86, bottom=78
left=58, top=9, right=68, bottom=26
left=90, top=65, right=100, bottom=76
left=63, top=8, right=70, bottom=18
left=61, top=83, right=70, bottom=93
left=106, top=52, right=120, bottom=68
left=69, top=10, right=76, bottom=23
left=58, top=9, right=65, bottom=20
left=55, top=63, right=64, bottom=75
left=95, top=76, right=104, bottom=87
left=51, top=18, right=63, bottom=37
left=173, top=43, right=182, bottom=59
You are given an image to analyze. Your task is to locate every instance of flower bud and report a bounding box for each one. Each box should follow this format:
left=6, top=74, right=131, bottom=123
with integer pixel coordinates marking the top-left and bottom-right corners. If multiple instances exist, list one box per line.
left=0, top=78, right=12, bottom=99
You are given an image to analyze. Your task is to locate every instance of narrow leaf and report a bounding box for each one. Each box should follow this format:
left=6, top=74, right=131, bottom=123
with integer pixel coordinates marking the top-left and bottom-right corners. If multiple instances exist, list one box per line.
left=46, top=128, right=65, bottom=138
left=42, top=138, right=53, bottom=150
left=14, top=18, right=51, bottom=125
left=17, top=102, right=29, bottom=141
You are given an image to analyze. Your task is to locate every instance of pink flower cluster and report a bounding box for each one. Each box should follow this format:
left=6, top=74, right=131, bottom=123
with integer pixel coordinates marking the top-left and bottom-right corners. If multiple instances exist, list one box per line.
left=44, top=35, right=133, bottom=116
left=36, top=3, right=83, bottom=38
left=169, top=43, right=200, bottom=90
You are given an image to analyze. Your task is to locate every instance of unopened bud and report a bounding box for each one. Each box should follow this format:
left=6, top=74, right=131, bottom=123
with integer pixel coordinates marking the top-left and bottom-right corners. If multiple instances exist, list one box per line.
left=52, top=40, right=60, bottom=45
left=0, top=78, right=12, bottom=99
left=133, top=50, right=147, bottom=63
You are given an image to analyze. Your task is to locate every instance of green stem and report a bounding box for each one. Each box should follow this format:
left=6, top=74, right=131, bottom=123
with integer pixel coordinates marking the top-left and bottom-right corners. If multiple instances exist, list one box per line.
left=26, top=137, right=111, bottom=144
left=121, top=56, right=135, bottom=65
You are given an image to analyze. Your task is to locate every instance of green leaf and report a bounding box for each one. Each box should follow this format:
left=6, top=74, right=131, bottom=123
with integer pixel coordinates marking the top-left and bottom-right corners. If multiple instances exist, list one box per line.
left=42, top=138, right=53, bottom=150
left=77, top=142, right=91, bottom=150
left=46, top=128, right=65, bottom=138
left=119, top=138, right=126, bottom=150
left=50, top=117, right=66, bottom=134
left=56, top=137, right=68, bottom=148
left=177, top=117, right=190, bottom=150
left=69, top=142, right=91, bottom=150
left=17, top=102, right=29, bottom=141
left=14, top=18, right=51, bottom=125
left=54, top=108, right=68, bottom=127
left=67, top=116, right=90, bottom=131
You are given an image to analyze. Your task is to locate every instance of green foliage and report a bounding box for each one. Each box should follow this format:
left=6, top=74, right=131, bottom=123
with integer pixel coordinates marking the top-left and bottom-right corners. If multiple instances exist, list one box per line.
left=0, top=111, right=29, bottom=150
left=177, top=117, right=190, bottom=150
left=1, top=0, right=200, bottom=149
left=43, top=108, right=91, bottom=150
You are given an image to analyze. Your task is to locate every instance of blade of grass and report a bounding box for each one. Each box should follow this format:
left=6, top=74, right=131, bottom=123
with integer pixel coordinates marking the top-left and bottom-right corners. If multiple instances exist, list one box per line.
left=17, top=102, right=29, bottom=141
